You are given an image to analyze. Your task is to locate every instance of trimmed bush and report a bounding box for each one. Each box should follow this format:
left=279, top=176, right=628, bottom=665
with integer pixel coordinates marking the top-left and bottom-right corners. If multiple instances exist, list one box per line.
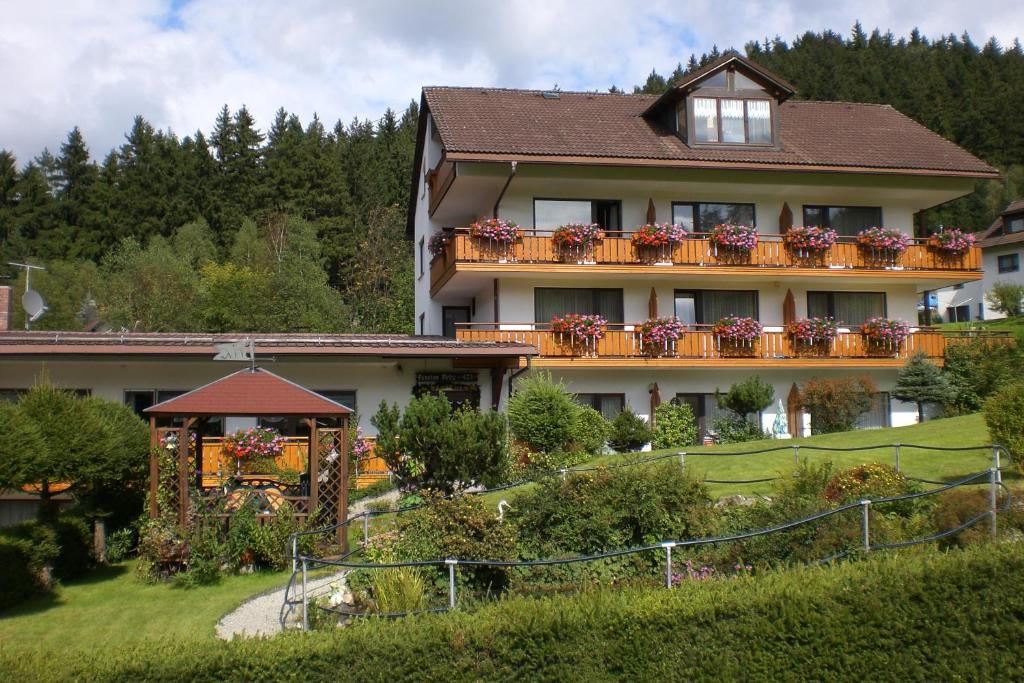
left=13, top=545, right=1024, bottom=681
left=711, top=415, right=770, bottom=444
left=800, top=375, right=877, bottom=434
left=0, top=521, right=59, bottom=610
left=717, top=376, right=774, bottom=419
left=607, top=407, right=652, bottom=452
left=652, top=401, right=698, bottom=449
left=49, top=513, right=95, bottom=580
left=507, top=372, right=577, bottom=454
left=566, top=405, right=609, bottom=456
left=983, top=381, right=1024, bottom=473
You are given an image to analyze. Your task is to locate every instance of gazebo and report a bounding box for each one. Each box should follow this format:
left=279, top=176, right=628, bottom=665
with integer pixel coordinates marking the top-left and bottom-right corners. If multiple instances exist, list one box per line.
left=144, top=367, right=352, bottom=545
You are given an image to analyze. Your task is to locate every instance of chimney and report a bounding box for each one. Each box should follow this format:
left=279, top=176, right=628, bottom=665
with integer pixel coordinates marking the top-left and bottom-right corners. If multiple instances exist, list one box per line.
left=0, top=286, right=11, bottom=332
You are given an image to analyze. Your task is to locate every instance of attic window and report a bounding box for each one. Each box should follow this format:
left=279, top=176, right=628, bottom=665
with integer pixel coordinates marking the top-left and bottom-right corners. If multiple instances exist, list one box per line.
left=693, top=96, right=772, bottom=144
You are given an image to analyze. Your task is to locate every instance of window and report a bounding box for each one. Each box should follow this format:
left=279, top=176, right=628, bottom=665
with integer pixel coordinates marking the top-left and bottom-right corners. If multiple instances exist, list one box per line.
left=124, top=389, right=183, bottom=417
left=671, top=202, right=756, bottom=232
left=316, top=390, right=356, bottom=411
left=418, top=312, right=425, bottom=335
left=675, top=393, right=730, bottom=438
left=535, top=288, right=624, bottom=324
left=855, top=393, right=891, bottom=430
left=998, top=253, right=1020, bottom=273
left=807, top=291, right=886, bottom=324
left=1007, top=215, right=1024, bottom=234
left=575, top=393, right=625, bottom=420
left=803, top=206, right=883, bottom=237
left=674, top=290, right=759, bottom=325
left=691, top=96, right=773, bottom=145
left=0, top=389, right=25, bottom=403
left=442, top=306, right=471, bottom=338
left=946, top=305, right=971, bottom=323
left=418, top=237, right=425, bottom=277
left=534, top=199, right=621, bottom=230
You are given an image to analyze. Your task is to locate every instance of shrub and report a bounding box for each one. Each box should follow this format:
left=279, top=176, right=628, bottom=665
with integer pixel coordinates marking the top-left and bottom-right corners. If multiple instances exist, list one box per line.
left=983, top=381, right=1024, bottom=473
left=49, top=513, right=95, bottom=580
left=509, top=463, right=716, bottom=557
left=711, top=415, right=770, bottom=444
left=652, top=401, right=698, bottom=449
left=0, top=521, right=59, bottom=610
left=506, top=372, right=577, bottom=454
left=799, top=375, right=877, bottom=434
left=943, top=336, right=1024, bottom=414
left=717, top=376, right=774, bottom=419
left=985, top=281, right=1024, bottom=317
left=607, top=407, right=652, bottom=452
left=567, top=405, right=609, bottom=455
left=893, top=352, right=954, bottom=422
left=823, top=463, right=909, bottom=503
left=929, top=489, right=993, bottom=549
left=105, top=527, right=136, bottom=563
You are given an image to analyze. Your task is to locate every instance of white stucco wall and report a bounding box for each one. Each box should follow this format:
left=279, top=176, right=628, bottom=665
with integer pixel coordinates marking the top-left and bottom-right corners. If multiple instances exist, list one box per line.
left=980, top=243, right=1024, bottom=319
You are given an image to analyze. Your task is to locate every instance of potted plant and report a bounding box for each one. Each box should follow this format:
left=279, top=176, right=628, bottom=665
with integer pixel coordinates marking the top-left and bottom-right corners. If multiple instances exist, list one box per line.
left=469, top=218, right=520, bottom=262
left=860, top=317, right=910, bottom=355
left=709, top=224, right=759, bottom=261
left=552, top=223, right=604, bottom=263
left=427, top=230, right=452, bottom=259
left=857, top=227, right=910, bottom=267
left=223, top=426, right=286, bottom=475
left=631, top=223, right=687, bottom=264
left=551, top=313, right=606, bottom=356
left=928, top=227, right=975, bottom=257
left=635, top=316, right=686, bottom=356
left=783, top=226, right=838, bottom=259
left=787, top=317, right=838, bottom=354
left=711, top=316, right=763, bottom=354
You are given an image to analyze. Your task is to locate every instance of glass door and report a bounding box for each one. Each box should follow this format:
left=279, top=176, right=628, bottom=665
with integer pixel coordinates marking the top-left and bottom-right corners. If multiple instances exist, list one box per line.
left=674, top=291, right=697, bottom=327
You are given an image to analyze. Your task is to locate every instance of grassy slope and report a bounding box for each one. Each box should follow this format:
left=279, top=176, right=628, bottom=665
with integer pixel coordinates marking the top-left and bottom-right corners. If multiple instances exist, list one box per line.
left=937, top=316, right=1024, bottom=334
left=0, top=561, right=288, bottom=653
left=484, top=413, right=999, bottom=505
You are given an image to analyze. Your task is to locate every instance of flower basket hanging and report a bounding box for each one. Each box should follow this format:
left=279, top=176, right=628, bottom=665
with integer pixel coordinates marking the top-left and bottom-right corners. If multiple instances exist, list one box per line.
left=787, top=317, right=838, bottom=355
left=224, top=426, right=286, bottom=474
left=552, top=223, right=604, bottom=263
left=470, top=218, right=521, bottom=261
left=711, top=316, right=763, bottom=355
left=783, top=226, right=838, bottom=260
left=928, top=227, right=975, bottom=258
left=857, top=227, right=910, bottom=267
left=635, top=316, right=686, bottom=356
left=551, top=313, right=606, bottom=356
left=427, top=230, right=452, bottom=259
left=631, top=223, right=687, bottom=264
left=860, top=317, right=910, bottom=356
left=709, top=224, right=758, bottom=262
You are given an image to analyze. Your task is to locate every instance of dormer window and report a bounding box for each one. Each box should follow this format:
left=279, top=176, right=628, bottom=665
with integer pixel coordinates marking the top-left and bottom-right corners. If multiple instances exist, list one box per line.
left=692, top=97, right=772, bottom=144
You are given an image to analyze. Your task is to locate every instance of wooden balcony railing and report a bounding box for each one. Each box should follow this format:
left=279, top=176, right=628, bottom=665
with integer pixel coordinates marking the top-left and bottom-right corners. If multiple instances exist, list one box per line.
left=455, top=322, right=951, bottom=364
left=430, top=229, right=981, bottom=292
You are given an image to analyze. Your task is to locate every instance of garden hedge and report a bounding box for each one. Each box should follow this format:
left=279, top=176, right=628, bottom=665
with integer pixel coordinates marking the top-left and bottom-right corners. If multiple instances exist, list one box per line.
left=5, top=542, right=1023, bottom=681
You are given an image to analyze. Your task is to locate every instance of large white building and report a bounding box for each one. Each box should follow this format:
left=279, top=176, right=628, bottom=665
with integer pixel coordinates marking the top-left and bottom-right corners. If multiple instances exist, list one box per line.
left=411, top=53, right=995, bottom=435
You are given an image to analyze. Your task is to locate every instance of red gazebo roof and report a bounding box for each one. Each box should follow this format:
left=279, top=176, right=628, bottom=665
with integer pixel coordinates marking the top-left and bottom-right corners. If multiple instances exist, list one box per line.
left=144, top=367, right=353, bottom=417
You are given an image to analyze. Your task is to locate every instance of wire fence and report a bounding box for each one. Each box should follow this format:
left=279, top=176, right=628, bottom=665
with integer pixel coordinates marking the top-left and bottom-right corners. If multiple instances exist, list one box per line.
left=281, top=441, right=1015, bottom=629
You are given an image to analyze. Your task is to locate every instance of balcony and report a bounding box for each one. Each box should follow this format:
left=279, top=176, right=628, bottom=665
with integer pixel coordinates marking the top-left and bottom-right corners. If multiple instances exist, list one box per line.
left=430, top=229, right=981, bottom=295
left=455, top=323, right=954, bottom=368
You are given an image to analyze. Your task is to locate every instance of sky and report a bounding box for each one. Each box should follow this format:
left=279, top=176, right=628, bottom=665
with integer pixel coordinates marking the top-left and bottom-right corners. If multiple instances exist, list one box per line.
left=1, top=0, right=1022, bottom=164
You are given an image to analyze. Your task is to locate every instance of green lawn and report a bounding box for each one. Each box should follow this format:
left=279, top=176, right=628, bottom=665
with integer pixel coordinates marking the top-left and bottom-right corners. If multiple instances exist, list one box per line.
left=0, top=561, right=289, bottom=654
left=483, top=413, right=1004, bottom=504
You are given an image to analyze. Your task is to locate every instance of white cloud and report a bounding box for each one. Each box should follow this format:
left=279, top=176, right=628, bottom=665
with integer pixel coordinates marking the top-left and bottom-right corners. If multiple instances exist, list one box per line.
left=1, top=0, right=1021, bottom=163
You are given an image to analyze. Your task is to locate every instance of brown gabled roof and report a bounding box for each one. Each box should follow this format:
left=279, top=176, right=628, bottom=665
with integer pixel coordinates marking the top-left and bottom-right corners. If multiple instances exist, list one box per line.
left=979, top=200, right=1024, bottom=248
left=423, top=87, right=998, bottom=177
left=0, top=332, right=537, bottom=358
left=145, top=367, right=352, bottom=417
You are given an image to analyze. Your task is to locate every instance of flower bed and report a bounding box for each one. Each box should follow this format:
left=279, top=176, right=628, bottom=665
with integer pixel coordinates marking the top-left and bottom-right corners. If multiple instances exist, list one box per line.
left=223, top=426, right=285, bottom=469
left=857, top=227, right=910, bottom=254
left=783, top=226, right=838, bottom=253
left=631, top=223, right=687, bottom=248
left=551, top=314, right=606, bottom=355
left=427, top=230, right=451, bottom=258
left=929, top=227, right=975, bottom=256
left=860, top=317, right=910, bottom=350
left=636, top=316, right=686, bottom=355
left=709, top=224, right=758, bottom=252
left=787, top=317, right=838, bottom=346
left=470, top=218, right=520, bottom=243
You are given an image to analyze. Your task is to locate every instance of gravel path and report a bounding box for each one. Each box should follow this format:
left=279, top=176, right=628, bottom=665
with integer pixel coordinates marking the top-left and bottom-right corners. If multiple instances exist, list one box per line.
left=215, top=570, right=347, bottom=640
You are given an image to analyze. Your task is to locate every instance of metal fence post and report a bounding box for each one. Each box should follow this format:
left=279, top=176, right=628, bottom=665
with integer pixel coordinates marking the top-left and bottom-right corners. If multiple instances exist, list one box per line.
left=993, top=446, right=1002, bottom=485
left=301, top=558, right=309, bottom=632
left=291, top=535, right=298, bottom=573
left=893, top=443, right=901, bottom=473
left=678, top=452, right=686, bottom=474
left=989, top=467, right=998, bottom=539
left=363, top=513, right=370, bottom=546
left=560, top=468, right=567, bottom=482
left=446, top=559, right=457, bottom=609
left=792, top=444, right=800, bottom=466
left=661, top=542, right=675, bottom=588
left=860, top=500, right=871, bottom=552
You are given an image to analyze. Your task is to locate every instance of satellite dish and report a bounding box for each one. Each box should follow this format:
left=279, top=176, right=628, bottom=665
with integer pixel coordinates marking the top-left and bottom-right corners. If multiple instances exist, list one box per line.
left=22, top=288, right=48, bottom=322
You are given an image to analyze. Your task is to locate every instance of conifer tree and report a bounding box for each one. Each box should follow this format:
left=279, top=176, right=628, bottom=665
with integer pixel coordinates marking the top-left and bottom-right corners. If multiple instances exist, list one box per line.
left=894, top=353, right=955, bottom=423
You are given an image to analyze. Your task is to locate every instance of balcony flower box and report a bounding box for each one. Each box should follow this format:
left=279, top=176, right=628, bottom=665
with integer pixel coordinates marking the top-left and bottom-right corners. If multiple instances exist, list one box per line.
left=636, top=316, right=685, bottom=356
left=470, top=218, right=521, bottom=262
left=428, top=230, right=452, bottom=259
left=709, top=224, right=758, bottom=262
left=783, top=226, right=838, bottom=260
left=928, top=227, right=975, bottom=257
left=551, top=313, right=606, bottom=356
left=711, top=316, right=763, bottom=355
left=552, top=223, right=604, bottom=264
left=631, top=223, right=687, bottom=264
left=787, top=317, right=838, bottom=354
left=857, top=227, right=910, bottom=267
left=860, top=317, right=910, bottom=355
left=224, top=426, right=286, bottom=474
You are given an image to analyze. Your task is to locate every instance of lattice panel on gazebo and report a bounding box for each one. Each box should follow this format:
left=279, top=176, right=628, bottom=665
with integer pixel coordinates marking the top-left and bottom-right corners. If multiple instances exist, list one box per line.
left=154, top=426, right=197, bottom=524
left=314, top=427, right=347, bottom=529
